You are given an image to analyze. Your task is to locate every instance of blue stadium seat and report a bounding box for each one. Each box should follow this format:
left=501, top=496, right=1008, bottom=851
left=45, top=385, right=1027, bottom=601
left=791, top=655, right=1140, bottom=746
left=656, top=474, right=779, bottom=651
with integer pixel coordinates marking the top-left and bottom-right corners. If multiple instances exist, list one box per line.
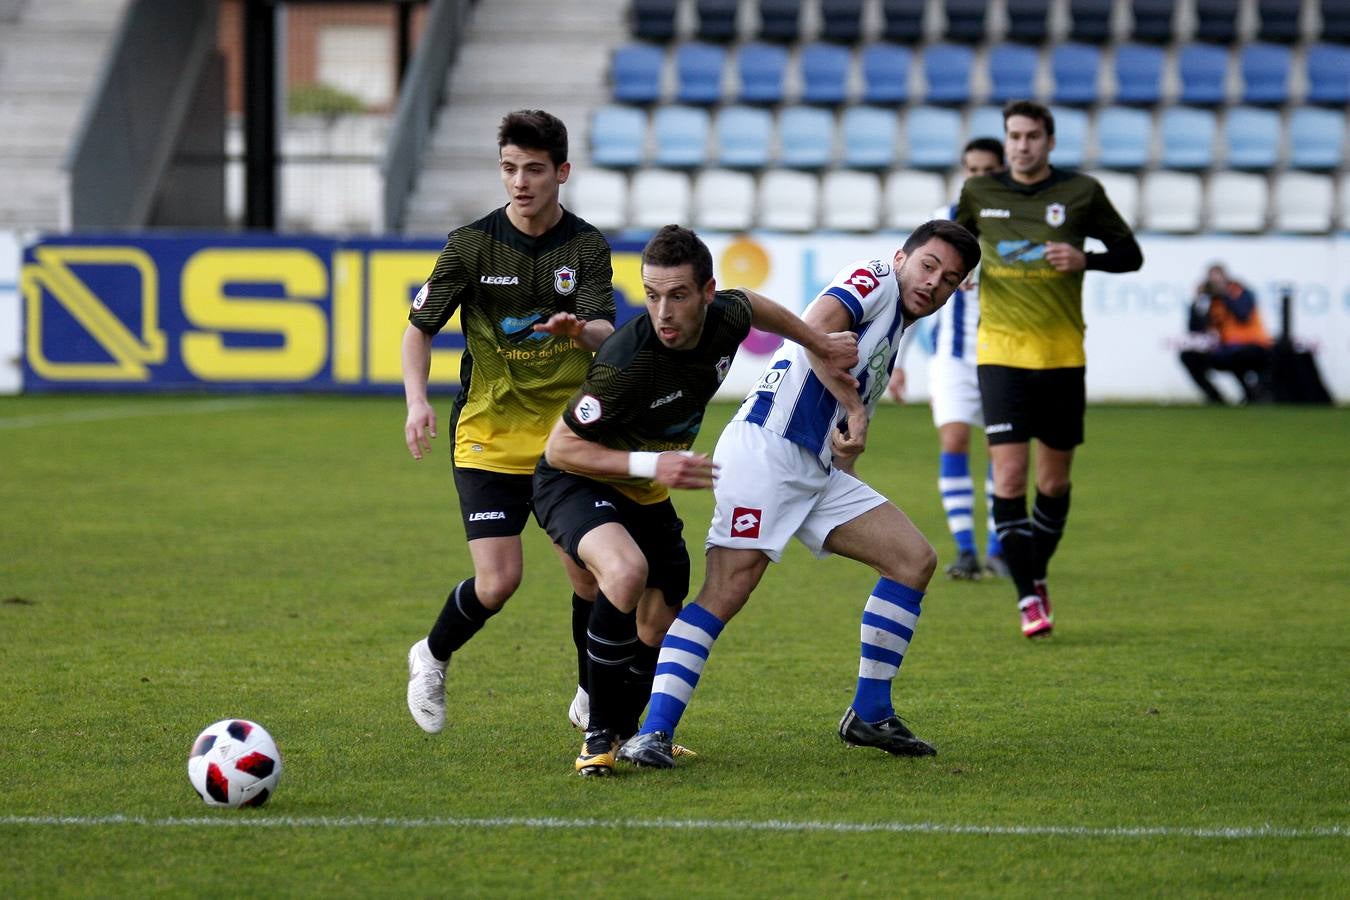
left=861, top=43, right=912, bottom=104
left=651, top=105, right=711, bottom=168
left=1320, top=0, right=1350, bottom=43
left=737, top=42, right=789, bottom=104
left=715, top=105, right=773, bottom=168
left=1095, top=106, right=1152, bottom=169
left=987, top=43, right=1039, bottom=104
left=1287, top=107, right=1345, bottom=170
left=1113, top=43, right=1164, bottom=105
left=1069, top=0, right=1113, bottom=43
left=882, top=0, right=925, bottom=42
left=1240, top=43, right=1291, bottom=105
left=612, top=43, right=665, bottom=104
left=1178, top=43, right=1229, bottom=106
left=820, top=0, right=865, bottom=43
left=1194, top=0, right=1238, bottom=43
left=840, top=106, right=899, bottom=169
left=1005, top=0, right=1050, bottom=43
left=1305, top=44, right=1350, bottom=105
left=631, top=0, right=678, bottom=41
left=906, top=105, right=963, bottom=168
left=1130, top=0, right=1174, bottom=43
left=1160, top=106, right=1217, bottom=169
left=967, top=105, right=1004, bottom=141
left=675, top=42, right=726, bottom=104
left=1223, top=106, right=1281, bottom=170
left=758, top=0, right=803, bottom=42
left=944, top=0, right=987, bottom=43
left=778, top=106, right=835, bottom=168
left=1048, top=106, right=1089, bottom=168
left=697, top=0, right=740, bottom=42
left=1052, top=43, right=1102, bottom=106
left=1256, top=0, right=1302, bottom=43
left=923, top=42, right=974, bottom=104
left=799, top=42, right=852, bottom=105
left=590, top=105, right=647, bottom=168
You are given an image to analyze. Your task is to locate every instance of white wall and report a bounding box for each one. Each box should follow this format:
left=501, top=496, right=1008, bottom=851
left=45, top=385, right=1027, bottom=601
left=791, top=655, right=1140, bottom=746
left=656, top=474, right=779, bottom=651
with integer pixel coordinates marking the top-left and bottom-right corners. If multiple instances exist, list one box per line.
left=0, top=231, right=20, bottom=395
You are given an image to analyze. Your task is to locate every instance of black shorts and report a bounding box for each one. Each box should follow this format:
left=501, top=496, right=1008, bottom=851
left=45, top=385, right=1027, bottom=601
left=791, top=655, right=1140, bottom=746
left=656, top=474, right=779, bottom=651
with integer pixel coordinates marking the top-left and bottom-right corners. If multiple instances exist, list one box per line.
left=977, top=365, right=1086, bottom=450
left=532, top=463, right=690, bottom=607
left=453, top=465, right=535, bottom=540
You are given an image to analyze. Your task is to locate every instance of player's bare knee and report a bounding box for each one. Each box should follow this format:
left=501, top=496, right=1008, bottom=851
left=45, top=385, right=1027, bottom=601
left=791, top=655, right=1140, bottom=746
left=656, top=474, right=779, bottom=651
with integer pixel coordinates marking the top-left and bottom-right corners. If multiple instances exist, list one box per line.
left=473, top=570, right=521, bottom=609
left=876, top=538, right=936, bottom=587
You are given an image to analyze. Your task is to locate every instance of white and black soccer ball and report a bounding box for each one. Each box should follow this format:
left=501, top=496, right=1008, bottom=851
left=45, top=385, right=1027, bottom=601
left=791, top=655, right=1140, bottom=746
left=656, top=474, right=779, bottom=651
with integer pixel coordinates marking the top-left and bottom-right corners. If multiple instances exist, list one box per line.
left=187, top=719, right=282, bottom=808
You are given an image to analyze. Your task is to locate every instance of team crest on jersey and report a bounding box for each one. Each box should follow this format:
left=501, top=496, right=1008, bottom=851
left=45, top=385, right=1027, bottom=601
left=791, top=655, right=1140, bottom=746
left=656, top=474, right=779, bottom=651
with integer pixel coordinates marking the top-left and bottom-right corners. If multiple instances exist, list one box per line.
left=412, top=282, right=429, bottom=310
left=866, top=259, right=891, bottom=278
left=574, top=394, right=602, bottom=424
left=1045, top=203, right=1066, bottom=227
left=553, top=266, right=577, bottom=295
left=714, top=355, right=732, bottom=382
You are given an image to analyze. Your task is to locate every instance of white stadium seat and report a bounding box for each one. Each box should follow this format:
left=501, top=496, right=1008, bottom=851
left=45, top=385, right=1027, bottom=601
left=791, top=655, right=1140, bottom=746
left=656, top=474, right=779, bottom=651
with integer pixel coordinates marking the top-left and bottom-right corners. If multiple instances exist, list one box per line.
left=1272, top=172, right=1334, bottom=233
left=884, top=171, right=946, bottom=230
left=821, top=171, right=882, bottom=232
left=758, top=169, right=819, bottom=232
left=1340, top=174, right=1350, bottom=232
left=1087, top=170, right=1140, bottom=230
left=566, top=169, right=628, bottom=232
left=1140, top=171, right=1204, bottom=233
left=693, top=168, right=756, bottom=231
left=629, top=168, right=693, bottom=230
left=1206, top=171, right=1268, bottom=234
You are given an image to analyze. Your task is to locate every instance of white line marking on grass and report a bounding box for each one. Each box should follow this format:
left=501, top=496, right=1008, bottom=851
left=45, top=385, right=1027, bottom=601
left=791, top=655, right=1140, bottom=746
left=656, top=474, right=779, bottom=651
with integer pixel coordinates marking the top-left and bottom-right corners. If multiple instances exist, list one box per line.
left=1, top=815, right=1344, bottom=840
left=0, top=398, right=296, bottom=430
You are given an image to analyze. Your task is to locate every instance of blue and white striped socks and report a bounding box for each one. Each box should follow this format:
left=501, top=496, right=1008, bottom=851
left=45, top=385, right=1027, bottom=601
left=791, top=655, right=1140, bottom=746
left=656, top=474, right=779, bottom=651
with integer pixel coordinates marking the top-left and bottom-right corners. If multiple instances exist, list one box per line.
left=939, top=452, right=977, bottom=554
left=638, top=603, right=725, bottom=738
left=850, top=578, right=924, bottom=723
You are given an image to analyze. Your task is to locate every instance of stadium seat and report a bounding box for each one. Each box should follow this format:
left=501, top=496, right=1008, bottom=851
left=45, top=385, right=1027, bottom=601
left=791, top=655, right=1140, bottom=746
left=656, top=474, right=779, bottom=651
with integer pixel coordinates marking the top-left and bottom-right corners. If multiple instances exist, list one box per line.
left=1287, top=107, right=1345, bottom=170
left=675, top=42, right=726, bottom=105
left=612, top=43, right=665, bottom=104
left=651, top=105, right=711, bottom=168
left=987, top=43, right=1040, bottom=105
left=1320, top=0, right=1350, bottom=43
left=820, top=0, right=865, bottom=43
left=778, top=106, right=835, bottom=168
left=944, top=0, right=988, bottom=43
left=821, top=171, right=882, bottom=232
left=1272, top=172, right=1334, bottom=233
left=1178, top=44, right=1229, bottom=107
left=799, top=43, right=852, bottom=105
left=1140, top=171, right=1203, bottom=232
left=566, top=169, right=629, bottom=232
left=1069, top=0, right=1114, bottom=43
left=1048, top=106, right=1089, bottom=168
left=697, top=0, right=740, bottom=42
left=1240, top=43, right=1291, bottom=105
left=758, top=0, right=804, bottom=43
left=1305, top=44, right=1350, bottom=106
left=967, top=105, right=1005, bottom=141
left=882, top=0, right=926, bottom=42
left=693, top=168, right=756, bottom=230
left=1051, top=42, right=1103, bottom=106
left=884, top=171, right=947, bottom=229
left=923, top=42, right=974, bottom=104
left=1205, top=171, right=1269, bottom=233
left=861, top=43, right=912, bottom=104
left=840, top=106, right=899, bottom=169
left=1087, top=169, right=1140, bottom=227
left=1005, top=0, right=1051, bottom=44
left=1130, top=0, right=1174, bottom=43
left=590, top=105, right=647, bottom=168
left=1094, top=106, right=1153, bottom=169
left=737, top=42, right=789, bottom=104
left=1222, top=106, right=1280, bottom=171
left=1339, top=175, right=1350, bottom=231
left=715, top=105, right=774, bottom=168
left=631, top=0, right=679, bottom=42
left=629, top=168, right=692, bottom=230
left=1160, top=106, right=1217, bottom=169
left=906, top=105, right=963, bottom=168
left=1256, top=0, right=1302, bottom=43
left=1193, top=0, right=1239, bottom=43
left=759, top=169, right=819, bottom=231
left=1113, top=43, right=1164, bottom=106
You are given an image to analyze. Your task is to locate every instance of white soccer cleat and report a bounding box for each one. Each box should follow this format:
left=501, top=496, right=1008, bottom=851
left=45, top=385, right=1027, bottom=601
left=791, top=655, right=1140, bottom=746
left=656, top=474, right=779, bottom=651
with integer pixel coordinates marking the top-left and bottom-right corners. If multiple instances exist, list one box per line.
left=406, top=638, right=448, bottom=734
left=568, top=686, right=590, bottom=730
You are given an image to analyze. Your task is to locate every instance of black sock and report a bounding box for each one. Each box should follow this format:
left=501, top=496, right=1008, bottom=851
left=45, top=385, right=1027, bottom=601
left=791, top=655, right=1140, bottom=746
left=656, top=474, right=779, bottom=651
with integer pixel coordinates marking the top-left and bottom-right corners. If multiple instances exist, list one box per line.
left=1032, top=488, right=1071, bottom=582
left=572, top=593, right=592, bottom=692
left=991, top=494, right=1037, bottom=600
left=426, top=578, right=496, bottom=661
left=585, top=592, right=637, bottom=734
left=619, top=640, right=661, bottom=739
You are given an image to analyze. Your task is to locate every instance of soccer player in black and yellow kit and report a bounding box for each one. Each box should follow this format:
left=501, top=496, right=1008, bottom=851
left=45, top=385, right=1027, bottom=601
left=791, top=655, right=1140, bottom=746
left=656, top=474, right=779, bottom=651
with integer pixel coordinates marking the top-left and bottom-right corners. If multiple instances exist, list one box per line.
left=955, top=101, right=1143, bottom=638
left=403, top=110, right=616, bottom=734
left=534, top=226, right=858, bottom=775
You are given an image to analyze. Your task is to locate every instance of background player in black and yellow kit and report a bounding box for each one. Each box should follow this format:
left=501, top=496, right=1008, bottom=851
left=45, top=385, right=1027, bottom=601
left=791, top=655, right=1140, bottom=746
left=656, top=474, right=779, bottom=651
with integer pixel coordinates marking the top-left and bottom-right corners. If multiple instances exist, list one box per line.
left=956, top=100, right=1143, bottom=639
left=534, top=226, right=858, bottom=776
left=403, top=110, right=616, bottom=734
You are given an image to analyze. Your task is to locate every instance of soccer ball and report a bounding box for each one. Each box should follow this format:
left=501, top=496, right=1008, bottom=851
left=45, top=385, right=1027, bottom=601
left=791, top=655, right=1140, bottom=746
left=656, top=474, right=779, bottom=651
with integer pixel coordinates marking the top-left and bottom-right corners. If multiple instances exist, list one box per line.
left=187, top=719, right=282, bottom=808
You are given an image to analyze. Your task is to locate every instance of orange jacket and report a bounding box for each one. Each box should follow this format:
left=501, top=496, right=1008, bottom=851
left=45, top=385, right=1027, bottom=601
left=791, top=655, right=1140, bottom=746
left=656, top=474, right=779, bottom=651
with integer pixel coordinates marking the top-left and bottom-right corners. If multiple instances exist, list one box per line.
left=1206, top=283, right=1272, bottom=348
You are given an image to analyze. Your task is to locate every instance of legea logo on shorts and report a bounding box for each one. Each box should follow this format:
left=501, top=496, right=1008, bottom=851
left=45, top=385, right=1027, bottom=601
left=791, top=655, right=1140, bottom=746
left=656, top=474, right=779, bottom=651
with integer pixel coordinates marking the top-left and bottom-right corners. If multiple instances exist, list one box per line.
left=731, top=507, right=762, bottom=538
left=468, top=511, right=507, bottom=521
left=986, top=422, right=1014, bottom=434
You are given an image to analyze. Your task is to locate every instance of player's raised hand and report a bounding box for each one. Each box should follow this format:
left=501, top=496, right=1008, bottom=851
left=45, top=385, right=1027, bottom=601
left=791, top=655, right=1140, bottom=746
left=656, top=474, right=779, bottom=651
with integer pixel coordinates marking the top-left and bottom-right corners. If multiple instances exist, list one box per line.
left=886, top=367, right=907, bottom=403
left=1044, top=242, right=1087, bottom=273
left=655, top=451, right=718, bottom=490
left=831, top=410, right=869, bottom=474
left=819, top=330, right=860, bottom=370
left=405, top=399, right=437, bottom=460
left=532, top=312, right=585, bottom=339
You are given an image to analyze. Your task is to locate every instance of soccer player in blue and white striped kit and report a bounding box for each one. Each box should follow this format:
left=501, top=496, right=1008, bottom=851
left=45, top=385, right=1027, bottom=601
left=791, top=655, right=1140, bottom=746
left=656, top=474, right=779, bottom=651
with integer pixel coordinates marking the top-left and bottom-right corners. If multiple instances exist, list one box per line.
left=618, top=220, right=982, bottom=768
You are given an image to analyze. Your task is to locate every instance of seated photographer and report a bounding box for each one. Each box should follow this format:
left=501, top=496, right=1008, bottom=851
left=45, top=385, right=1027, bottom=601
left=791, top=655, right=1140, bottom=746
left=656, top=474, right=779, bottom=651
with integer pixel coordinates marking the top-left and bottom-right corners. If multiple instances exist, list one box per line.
left=1179, top=264, right=1273, bottom=405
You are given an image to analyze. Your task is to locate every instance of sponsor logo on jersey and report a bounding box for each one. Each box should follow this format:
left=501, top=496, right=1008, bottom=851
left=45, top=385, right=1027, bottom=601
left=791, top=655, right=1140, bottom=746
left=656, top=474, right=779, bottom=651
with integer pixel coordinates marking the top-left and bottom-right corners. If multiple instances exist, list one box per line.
left=1045, top=203, right=1066, bottom=227
left=847, top=269, right=879, bottom=296
left=574, top=394, right=602, bottom=424
left=412, top=282, right=429, bottom=310
left=866, top=259, right=891, bottom=278
left=731, top=507, right=762, bottom=538
left=754, top=359, right=790, bottom=395
left=986, top=422, right=1014, bottom=434
left=553, top=266, right=577, bottom=295
left=996, top=240, right=1047, bottom=263
left=500, top=313, right=547, bottom=343
left=715, top=355, right=732, bottom=382
left=467, top=510, right=507, bottom=521
left=480, top=275, right=520, bottom=285
left=651, top=389, right=683, bottom=408
left=980, top=208, right=1012, bottom=218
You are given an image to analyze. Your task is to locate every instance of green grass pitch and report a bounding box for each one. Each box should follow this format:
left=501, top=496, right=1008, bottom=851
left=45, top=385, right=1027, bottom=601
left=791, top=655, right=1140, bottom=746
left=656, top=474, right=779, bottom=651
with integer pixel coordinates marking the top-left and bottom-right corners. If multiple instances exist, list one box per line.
left=1, top=395, right=1346, bottom=897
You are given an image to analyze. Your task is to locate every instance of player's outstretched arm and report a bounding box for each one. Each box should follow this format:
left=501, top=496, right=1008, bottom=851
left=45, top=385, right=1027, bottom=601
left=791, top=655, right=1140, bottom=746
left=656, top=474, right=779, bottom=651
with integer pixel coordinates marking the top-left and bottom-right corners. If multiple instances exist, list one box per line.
left=402, top=325, right=437, bottom=460
left=544, top=420, right=717, bottom=490
left=739, top=288, right=859, bottom=377
left=532, top=312, right=615, bottom=350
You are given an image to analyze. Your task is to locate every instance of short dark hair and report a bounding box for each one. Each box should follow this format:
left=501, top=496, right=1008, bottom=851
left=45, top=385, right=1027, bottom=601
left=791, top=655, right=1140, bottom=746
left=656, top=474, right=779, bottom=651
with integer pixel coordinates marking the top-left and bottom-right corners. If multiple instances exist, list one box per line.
left=641, top=225, right=714, bottom=287
left=963, top=137, right=1005, bottom=162
left=902, top=220, right=981, bottom=275
left=497, top=109, right=568, bottom=166
left=1002, top=100, right=1055, bottom=137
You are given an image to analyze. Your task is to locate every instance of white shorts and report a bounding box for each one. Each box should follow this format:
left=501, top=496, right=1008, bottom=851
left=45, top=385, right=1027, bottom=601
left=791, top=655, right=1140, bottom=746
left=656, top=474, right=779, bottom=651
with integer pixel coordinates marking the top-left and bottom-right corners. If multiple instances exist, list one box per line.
left=706, top=420, right=888, bottom=562
left=928, top=355, right=983, bottom=429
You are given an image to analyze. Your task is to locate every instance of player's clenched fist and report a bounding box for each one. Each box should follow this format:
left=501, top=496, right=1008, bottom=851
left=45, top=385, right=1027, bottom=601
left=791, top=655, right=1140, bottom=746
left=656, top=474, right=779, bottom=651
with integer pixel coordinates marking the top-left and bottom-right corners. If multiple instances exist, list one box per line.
left=655, top=451, right=718, bottom=490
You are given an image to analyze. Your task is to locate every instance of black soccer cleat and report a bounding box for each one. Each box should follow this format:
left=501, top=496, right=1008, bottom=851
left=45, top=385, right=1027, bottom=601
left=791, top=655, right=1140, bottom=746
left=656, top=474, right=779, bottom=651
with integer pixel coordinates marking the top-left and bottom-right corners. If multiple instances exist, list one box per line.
left=616, top=731, right=676, bottom=769
left=838, top=708, right=937, bottom=757
left=983, top=554, right=1011, bottom=579
left=944, top=550, right=982, bottom=581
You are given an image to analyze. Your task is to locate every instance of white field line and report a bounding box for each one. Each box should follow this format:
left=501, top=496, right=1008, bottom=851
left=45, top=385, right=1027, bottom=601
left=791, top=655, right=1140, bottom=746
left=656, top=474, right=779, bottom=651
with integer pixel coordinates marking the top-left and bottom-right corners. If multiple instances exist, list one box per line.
left=0, top=815, right=1344, bottom=840
left=0, top=398, right=297, bottom=430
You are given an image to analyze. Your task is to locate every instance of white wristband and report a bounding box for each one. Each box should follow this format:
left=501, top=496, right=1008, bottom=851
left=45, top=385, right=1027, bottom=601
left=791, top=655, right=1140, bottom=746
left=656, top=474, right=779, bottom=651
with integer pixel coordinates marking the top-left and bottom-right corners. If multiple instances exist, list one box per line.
left=627, top=451, right=660, bottom=479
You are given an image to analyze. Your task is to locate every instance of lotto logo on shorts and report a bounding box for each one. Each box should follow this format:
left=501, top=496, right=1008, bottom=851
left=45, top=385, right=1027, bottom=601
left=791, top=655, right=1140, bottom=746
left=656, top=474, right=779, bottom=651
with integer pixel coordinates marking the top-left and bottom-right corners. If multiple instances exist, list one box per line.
left=731, top=507, right=762, bottom=538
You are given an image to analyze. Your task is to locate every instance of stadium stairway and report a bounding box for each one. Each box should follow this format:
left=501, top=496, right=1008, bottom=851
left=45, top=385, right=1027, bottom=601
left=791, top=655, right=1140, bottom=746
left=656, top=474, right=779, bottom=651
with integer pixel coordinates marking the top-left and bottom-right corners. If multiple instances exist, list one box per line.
left=0, top=0, right=130, bottom=231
